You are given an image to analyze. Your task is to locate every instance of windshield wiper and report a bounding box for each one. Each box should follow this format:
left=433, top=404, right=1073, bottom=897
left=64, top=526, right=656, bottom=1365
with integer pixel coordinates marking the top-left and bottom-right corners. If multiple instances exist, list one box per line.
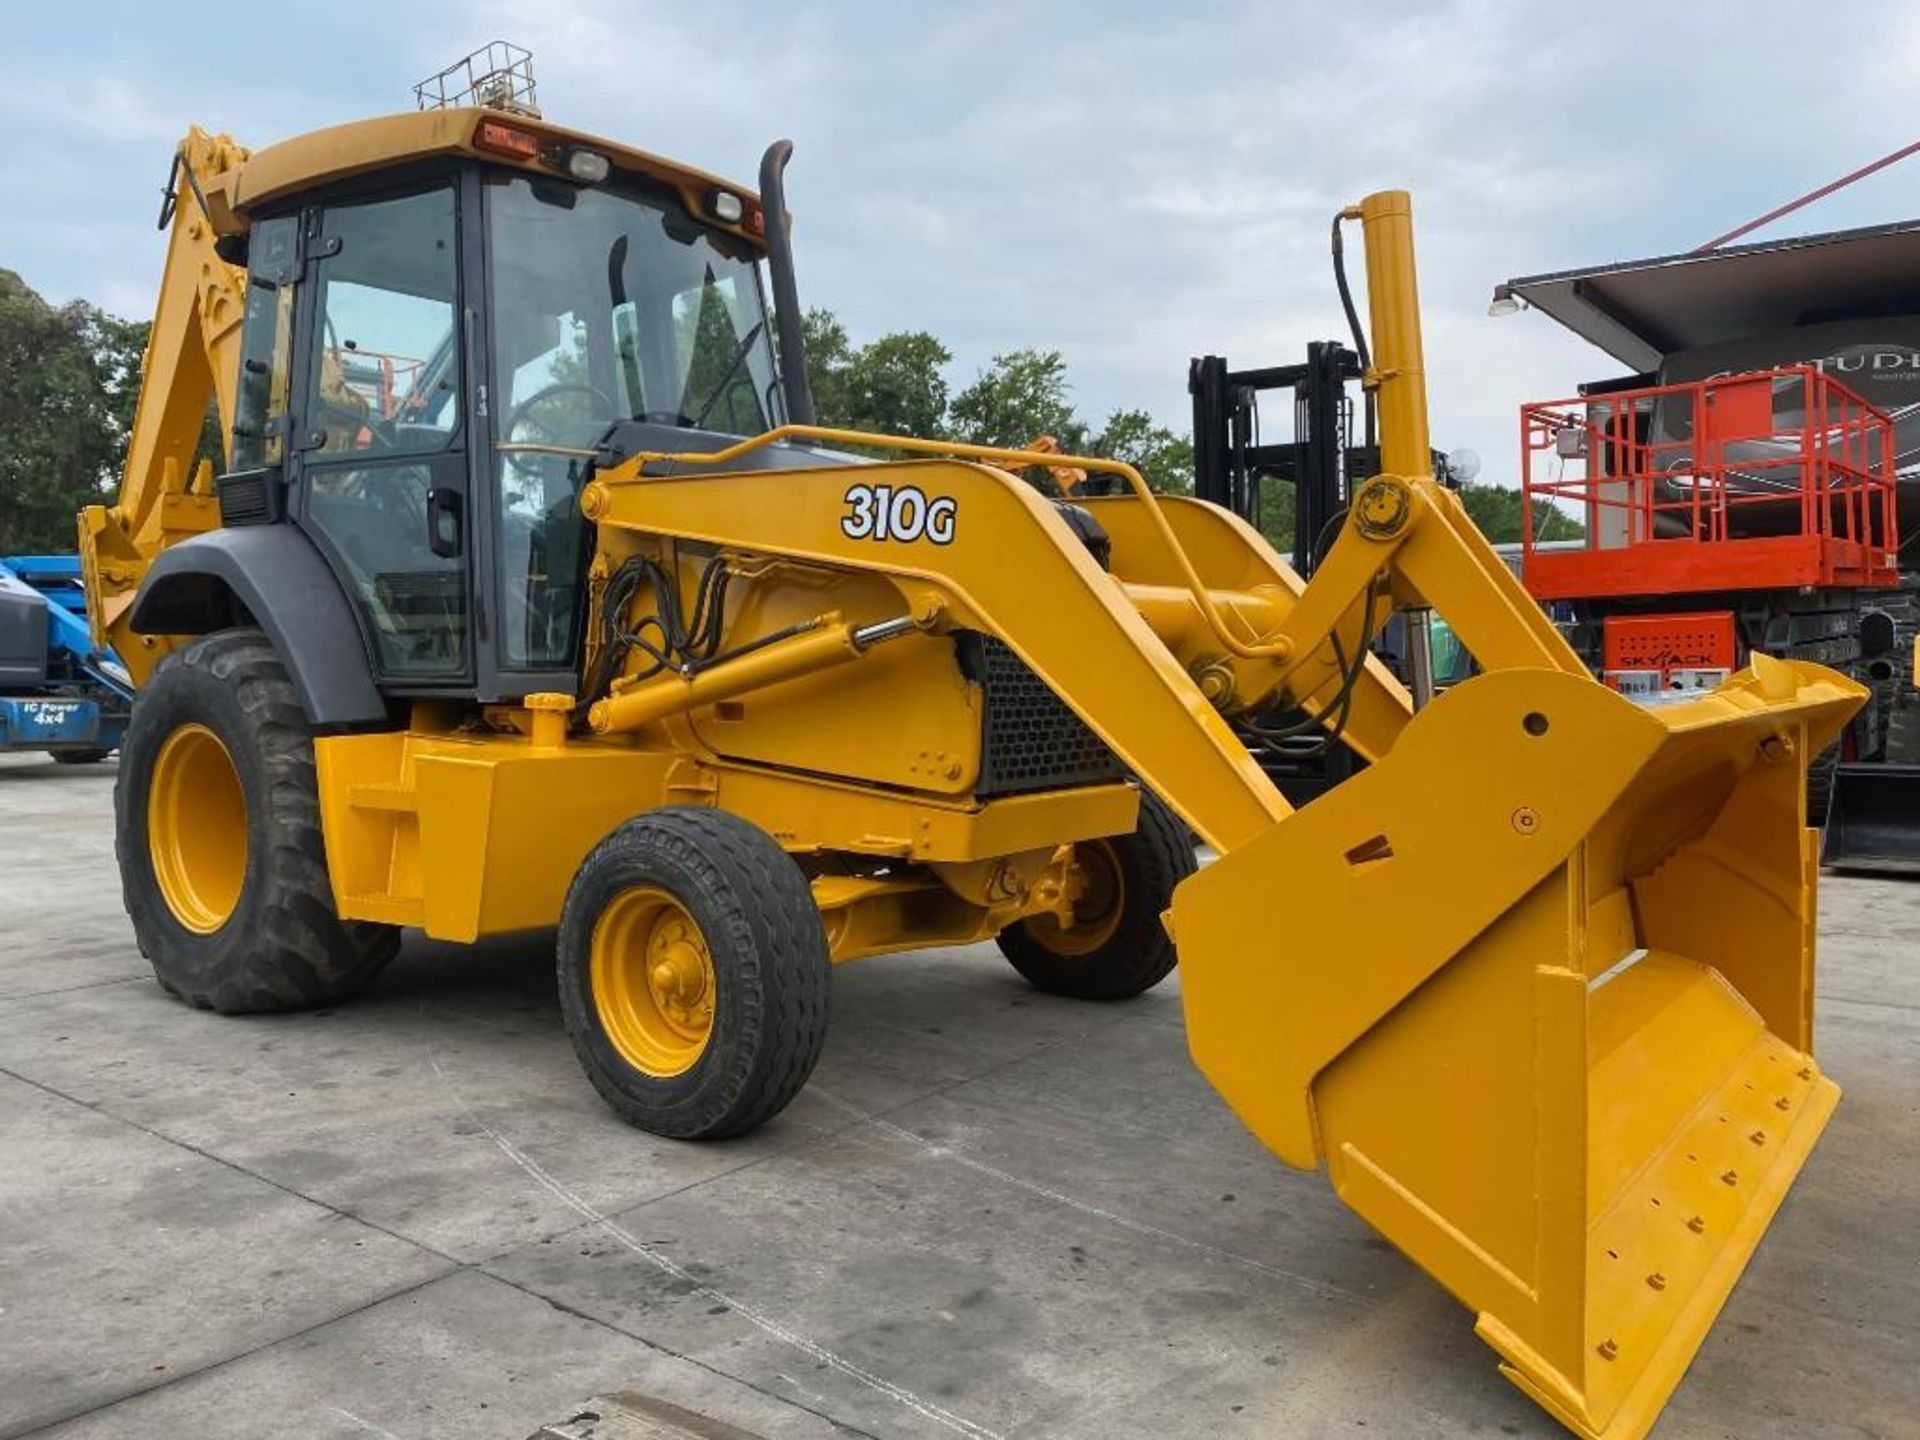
left=689, top=318, right=767, bottom=431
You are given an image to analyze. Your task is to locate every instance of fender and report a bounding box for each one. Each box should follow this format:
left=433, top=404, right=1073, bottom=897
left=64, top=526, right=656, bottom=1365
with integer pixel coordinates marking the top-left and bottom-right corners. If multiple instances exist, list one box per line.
left=128, top=527, right=386, bottom=727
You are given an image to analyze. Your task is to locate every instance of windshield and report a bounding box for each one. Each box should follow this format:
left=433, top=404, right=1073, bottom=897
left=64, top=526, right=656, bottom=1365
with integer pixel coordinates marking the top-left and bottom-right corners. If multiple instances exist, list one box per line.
left=487, top=173, right=780, bottom=447
left=485, top=172, right=781, bottom=670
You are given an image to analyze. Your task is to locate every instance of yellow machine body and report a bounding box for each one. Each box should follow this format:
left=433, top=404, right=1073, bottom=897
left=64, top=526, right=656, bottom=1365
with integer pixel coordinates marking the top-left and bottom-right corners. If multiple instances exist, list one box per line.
left=85, top=105, right=1861, bottom=1440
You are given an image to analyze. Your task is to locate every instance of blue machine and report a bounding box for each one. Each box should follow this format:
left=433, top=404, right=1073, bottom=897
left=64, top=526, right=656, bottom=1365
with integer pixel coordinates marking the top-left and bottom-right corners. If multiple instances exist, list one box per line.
left=0, top=554, right=134, bottom=762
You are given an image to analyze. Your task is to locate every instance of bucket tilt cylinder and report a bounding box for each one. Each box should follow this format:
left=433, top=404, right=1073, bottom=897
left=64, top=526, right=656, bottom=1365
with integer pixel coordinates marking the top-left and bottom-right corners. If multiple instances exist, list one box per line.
left=579, top=192, right=1863, bottom=1440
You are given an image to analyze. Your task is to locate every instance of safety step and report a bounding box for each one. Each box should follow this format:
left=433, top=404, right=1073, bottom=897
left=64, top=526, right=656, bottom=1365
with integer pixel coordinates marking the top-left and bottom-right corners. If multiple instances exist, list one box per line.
left=338, top=891, right=423, bottom=926
left=347, top=780, right=419, bottom=813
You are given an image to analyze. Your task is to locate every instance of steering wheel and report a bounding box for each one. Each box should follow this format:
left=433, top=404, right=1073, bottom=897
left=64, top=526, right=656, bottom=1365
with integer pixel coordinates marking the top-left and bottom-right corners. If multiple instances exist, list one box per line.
left=501, top=381, right=621, bottom=476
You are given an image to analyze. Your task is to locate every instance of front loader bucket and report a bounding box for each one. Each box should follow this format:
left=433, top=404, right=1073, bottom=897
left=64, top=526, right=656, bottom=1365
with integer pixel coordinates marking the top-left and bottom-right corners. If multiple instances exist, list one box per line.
left=1170, top=656, right=1863, bottom=1440
left=1820, top=762, right=1920, bottom=873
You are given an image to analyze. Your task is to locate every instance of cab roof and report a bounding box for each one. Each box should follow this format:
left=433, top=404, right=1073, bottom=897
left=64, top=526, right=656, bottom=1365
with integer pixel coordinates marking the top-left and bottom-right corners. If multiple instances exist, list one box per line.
left=227, top=107, right=767, bottom=248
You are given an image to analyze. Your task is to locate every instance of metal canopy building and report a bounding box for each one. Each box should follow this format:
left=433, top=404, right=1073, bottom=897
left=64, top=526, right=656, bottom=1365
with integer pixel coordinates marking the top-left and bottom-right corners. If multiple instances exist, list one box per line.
left=1500, top=219, right=1920, bottom=372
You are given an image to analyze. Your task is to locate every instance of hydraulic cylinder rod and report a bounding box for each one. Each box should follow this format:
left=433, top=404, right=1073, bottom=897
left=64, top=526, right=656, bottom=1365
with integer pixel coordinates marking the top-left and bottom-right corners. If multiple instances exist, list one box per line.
left=588, top=613, right=916, bottom=736
left=1353, top=190, right=1431, bottom=480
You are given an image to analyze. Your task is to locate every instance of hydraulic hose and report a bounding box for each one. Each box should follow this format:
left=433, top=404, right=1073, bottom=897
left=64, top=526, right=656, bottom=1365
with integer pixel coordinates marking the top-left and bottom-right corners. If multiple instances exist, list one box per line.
left=1331, top=213, right=1378, bottom=453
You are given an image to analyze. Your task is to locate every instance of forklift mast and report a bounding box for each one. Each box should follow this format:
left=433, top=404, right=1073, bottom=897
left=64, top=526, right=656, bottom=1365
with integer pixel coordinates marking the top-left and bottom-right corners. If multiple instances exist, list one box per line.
left=1189, top=341, right=1368, bottom=578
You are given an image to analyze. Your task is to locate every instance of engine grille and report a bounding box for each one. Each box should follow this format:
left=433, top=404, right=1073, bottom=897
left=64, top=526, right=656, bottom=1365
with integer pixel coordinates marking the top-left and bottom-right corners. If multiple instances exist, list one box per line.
left=957, top=632, right=1124, bottom=797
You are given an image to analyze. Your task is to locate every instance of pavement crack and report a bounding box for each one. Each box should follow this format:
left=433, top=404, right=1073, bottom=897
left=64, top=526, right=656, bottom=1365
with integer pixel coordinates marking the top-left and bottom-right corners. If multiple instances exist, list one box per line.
left=0, top=973, right=147, bottom=1003
left=429, top=1050, right=1006, bottom=1440
left=481, top=1271, right=886, bottom=1440
left=2, top=1271, right=452, bottom=1439
left=807, top=1083, right=1366, bottom=1306
left=0, top=1063, right=465, bottom=1269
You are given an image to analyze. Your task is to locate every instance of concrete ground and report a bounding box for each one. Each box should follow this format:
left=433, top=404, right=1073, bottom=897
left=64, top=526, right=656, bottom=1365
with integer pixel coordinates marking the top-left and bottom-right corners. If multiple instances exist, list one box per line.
left=1, top=750, right=1915, bottom=1440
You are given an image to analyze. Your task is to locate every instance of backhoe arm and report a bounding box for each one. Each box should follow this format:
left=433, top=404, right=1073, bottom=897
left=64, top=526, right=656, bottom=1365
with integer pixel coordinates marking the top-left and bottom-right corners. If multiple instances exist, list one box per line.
left=77, top=126, right=251, bottom=683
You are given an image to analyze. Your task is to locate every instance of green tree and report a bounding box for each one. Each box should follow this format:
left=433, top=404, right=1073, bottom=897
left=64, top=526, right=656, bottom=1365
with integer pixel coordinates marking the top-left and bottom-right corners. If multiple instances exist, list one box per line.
left=1250, top=475, right=1298, bottom=558
left=0, top=270, right=143, bottom=552
left=845, top=331, right=951, bottom=439
left=1089, top=407, right=1194, bottom=495
left=950, top=348, right=1082, bottom=450
left=1458, top=482, right=1584, bottom=543
left=802, top=310, right=951, bottom=440
left=800, top=309, right=855, bottom=427
left=800, top=311, right=1207, bottom=496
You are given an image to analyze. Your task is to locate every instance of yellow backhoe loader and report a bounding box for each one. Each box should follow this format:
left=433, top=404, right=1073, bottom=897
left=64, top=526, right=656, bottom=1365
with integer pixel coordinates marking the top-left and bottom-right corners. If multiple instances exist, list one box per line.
left=79, top=81, right=1861, bottom=1440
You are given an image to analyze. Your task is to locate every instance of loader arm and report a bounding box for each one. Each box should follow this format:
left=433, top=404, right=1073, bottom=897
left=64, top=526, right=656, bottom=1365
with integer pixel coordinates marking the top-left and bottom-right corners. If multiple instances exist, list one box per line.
left=77, top=126, right=251, bottom=684
left=583, top=190, right=1865, bottom=1440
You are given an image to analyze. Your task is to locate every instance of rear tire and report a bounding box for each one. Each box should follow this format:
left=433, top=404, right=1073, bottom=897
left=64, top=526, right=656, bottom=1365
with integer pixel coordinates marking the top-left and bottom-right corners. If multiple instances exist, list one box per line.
left=996, top=789, right=1195, bottom=1000
left=116, top=629, right=399, bottom=1013
left=1807, top=744, right=1839, bottom=828
left=558, top=808, right=831, bottom=1139
left=51, top=747, right=114, bottom=765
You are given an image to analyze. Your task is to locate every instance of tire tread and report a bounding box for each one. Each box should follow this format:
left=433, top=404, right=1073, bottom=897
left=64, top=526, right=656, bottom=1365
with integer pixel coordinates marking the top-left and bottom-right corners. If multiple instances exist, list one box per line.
left=558, top=807, right=830, bottom=1139
left=996, top=789, right=1194, bottom=1000
left=117, top=629, right=398, bottom=1013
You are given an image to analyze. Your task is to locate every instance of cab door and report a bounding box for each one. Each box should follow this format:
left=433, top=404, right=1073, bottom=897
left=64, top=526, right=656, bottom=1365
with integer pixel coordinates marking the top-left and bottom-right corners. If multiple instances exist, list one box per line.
left=289, top=181, right=472, bottom=685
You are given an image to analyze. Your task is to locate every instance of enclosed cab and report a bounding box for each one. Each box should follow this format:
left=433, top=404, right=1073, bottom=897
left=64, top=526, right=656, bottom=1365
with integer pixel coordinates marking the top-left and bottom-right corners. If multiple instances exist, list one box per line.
left=113, top=106, right=797, bottom=718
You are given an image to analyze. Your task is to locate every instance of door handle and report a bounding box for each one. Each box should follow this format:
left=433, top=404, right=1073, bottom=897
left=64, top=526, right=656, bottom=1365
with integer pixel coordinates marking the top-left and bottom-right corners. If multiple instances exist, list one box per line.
left=426, top=487, right=463, bottom=558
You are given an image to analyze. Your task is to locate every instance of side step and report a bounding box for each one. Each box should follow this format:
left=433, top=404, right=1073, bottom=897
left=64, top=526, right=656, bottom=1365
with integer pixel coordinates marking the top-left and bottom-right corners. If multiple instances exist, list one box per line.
left=1821, top=762, right=1920, bottom=873
left=332, top=775, right=425, bottom=926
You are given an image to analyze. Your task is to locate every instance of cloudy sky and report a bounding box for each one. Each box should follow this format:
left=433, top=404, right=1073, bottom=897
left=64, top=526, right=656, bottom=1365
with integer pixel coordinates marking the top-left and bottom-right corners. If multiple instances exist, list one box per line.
left=6, top=1, right=1920, bottom=482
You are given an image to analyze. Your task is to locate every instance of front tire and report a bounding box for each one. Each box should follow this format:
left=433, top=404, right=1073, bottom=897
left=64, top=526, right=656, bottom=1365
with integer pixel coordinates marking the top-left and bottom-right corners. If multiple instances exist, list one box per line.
left=116, top=629, right=399, bottom=1012
left=996, top=790, right=1195, bottom=1000
left=558, top=808, right=831, bottom=1139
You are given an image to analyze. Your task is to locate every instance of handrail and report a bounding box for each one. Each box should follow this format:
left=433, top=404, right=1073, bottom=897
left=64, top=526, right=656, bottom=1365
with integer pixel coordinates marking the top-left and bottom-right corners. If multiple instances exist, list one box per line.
left=1518, top=365, right=1898, bottom=569
left=596, top=423, right=1300, bottom=662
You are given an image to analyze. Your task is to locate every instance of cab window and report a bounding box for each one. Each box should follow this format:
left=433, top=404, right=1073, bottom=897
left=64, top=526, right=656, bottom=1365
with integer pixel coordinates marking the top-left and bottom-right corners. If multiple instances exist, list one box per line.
left=305, top=188, right=461, bottom=455
left=230, top=215, right=299, bottom=471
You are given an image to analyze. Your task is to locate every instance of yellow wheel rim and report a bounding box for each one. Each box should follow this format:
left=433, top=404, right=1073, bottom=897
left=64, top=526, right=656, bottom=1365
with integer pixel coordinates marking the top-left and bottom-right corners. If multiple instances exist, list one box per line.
left=1025, top=840, right=1125, bottom=957
left=147, top=723, right=247, bottom=934
left=590, top=886, right=717, bottom=1077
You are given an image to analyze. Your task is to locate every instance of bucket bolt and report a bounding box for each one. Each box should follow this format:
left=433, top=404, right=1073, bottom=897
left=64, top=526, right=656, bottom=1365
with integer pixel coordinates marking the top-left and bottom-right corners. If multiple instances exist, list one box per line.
left=1646, top=1272, right=1668, bottom=1292
left=1192, top=658, right=1237, bottom=709
left=1596, top=1339, right=1619, bottom=1362
left=1510, top=806, right=1540, bottom=836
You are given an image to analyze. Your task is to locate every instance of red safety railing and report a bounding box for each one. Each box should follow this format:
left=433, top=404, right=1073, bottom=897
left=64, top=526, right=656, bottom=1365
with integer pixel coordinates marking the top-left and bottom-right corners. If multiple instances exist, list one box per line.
left=331, top=348, right=428, bottom=422
left=1519, top=366, right=1900, bottom=600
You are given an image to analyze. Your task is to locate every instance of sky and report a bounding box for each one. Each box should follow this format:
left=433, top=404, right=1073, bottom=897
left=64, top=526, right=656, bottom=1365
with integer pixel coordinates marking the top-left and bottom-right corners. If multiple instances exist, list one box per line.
left=7, top=0, right=1920, bottom=486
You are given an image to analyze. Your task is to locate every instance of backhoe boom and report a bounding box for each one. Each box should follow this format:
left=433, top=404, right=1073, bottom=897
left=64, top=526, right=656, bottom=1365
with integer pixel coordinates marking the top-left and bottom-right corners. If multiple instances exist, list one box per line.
left=77, top=127, right=250, bottom=681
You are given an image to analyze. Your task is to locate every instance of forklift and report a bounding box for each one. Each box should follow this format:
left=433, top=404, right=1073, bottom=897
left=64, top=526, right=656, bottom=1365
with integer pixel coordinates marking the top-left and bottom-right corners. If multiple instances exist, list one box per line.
left=1187, top=341, right=1470, bottom=803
